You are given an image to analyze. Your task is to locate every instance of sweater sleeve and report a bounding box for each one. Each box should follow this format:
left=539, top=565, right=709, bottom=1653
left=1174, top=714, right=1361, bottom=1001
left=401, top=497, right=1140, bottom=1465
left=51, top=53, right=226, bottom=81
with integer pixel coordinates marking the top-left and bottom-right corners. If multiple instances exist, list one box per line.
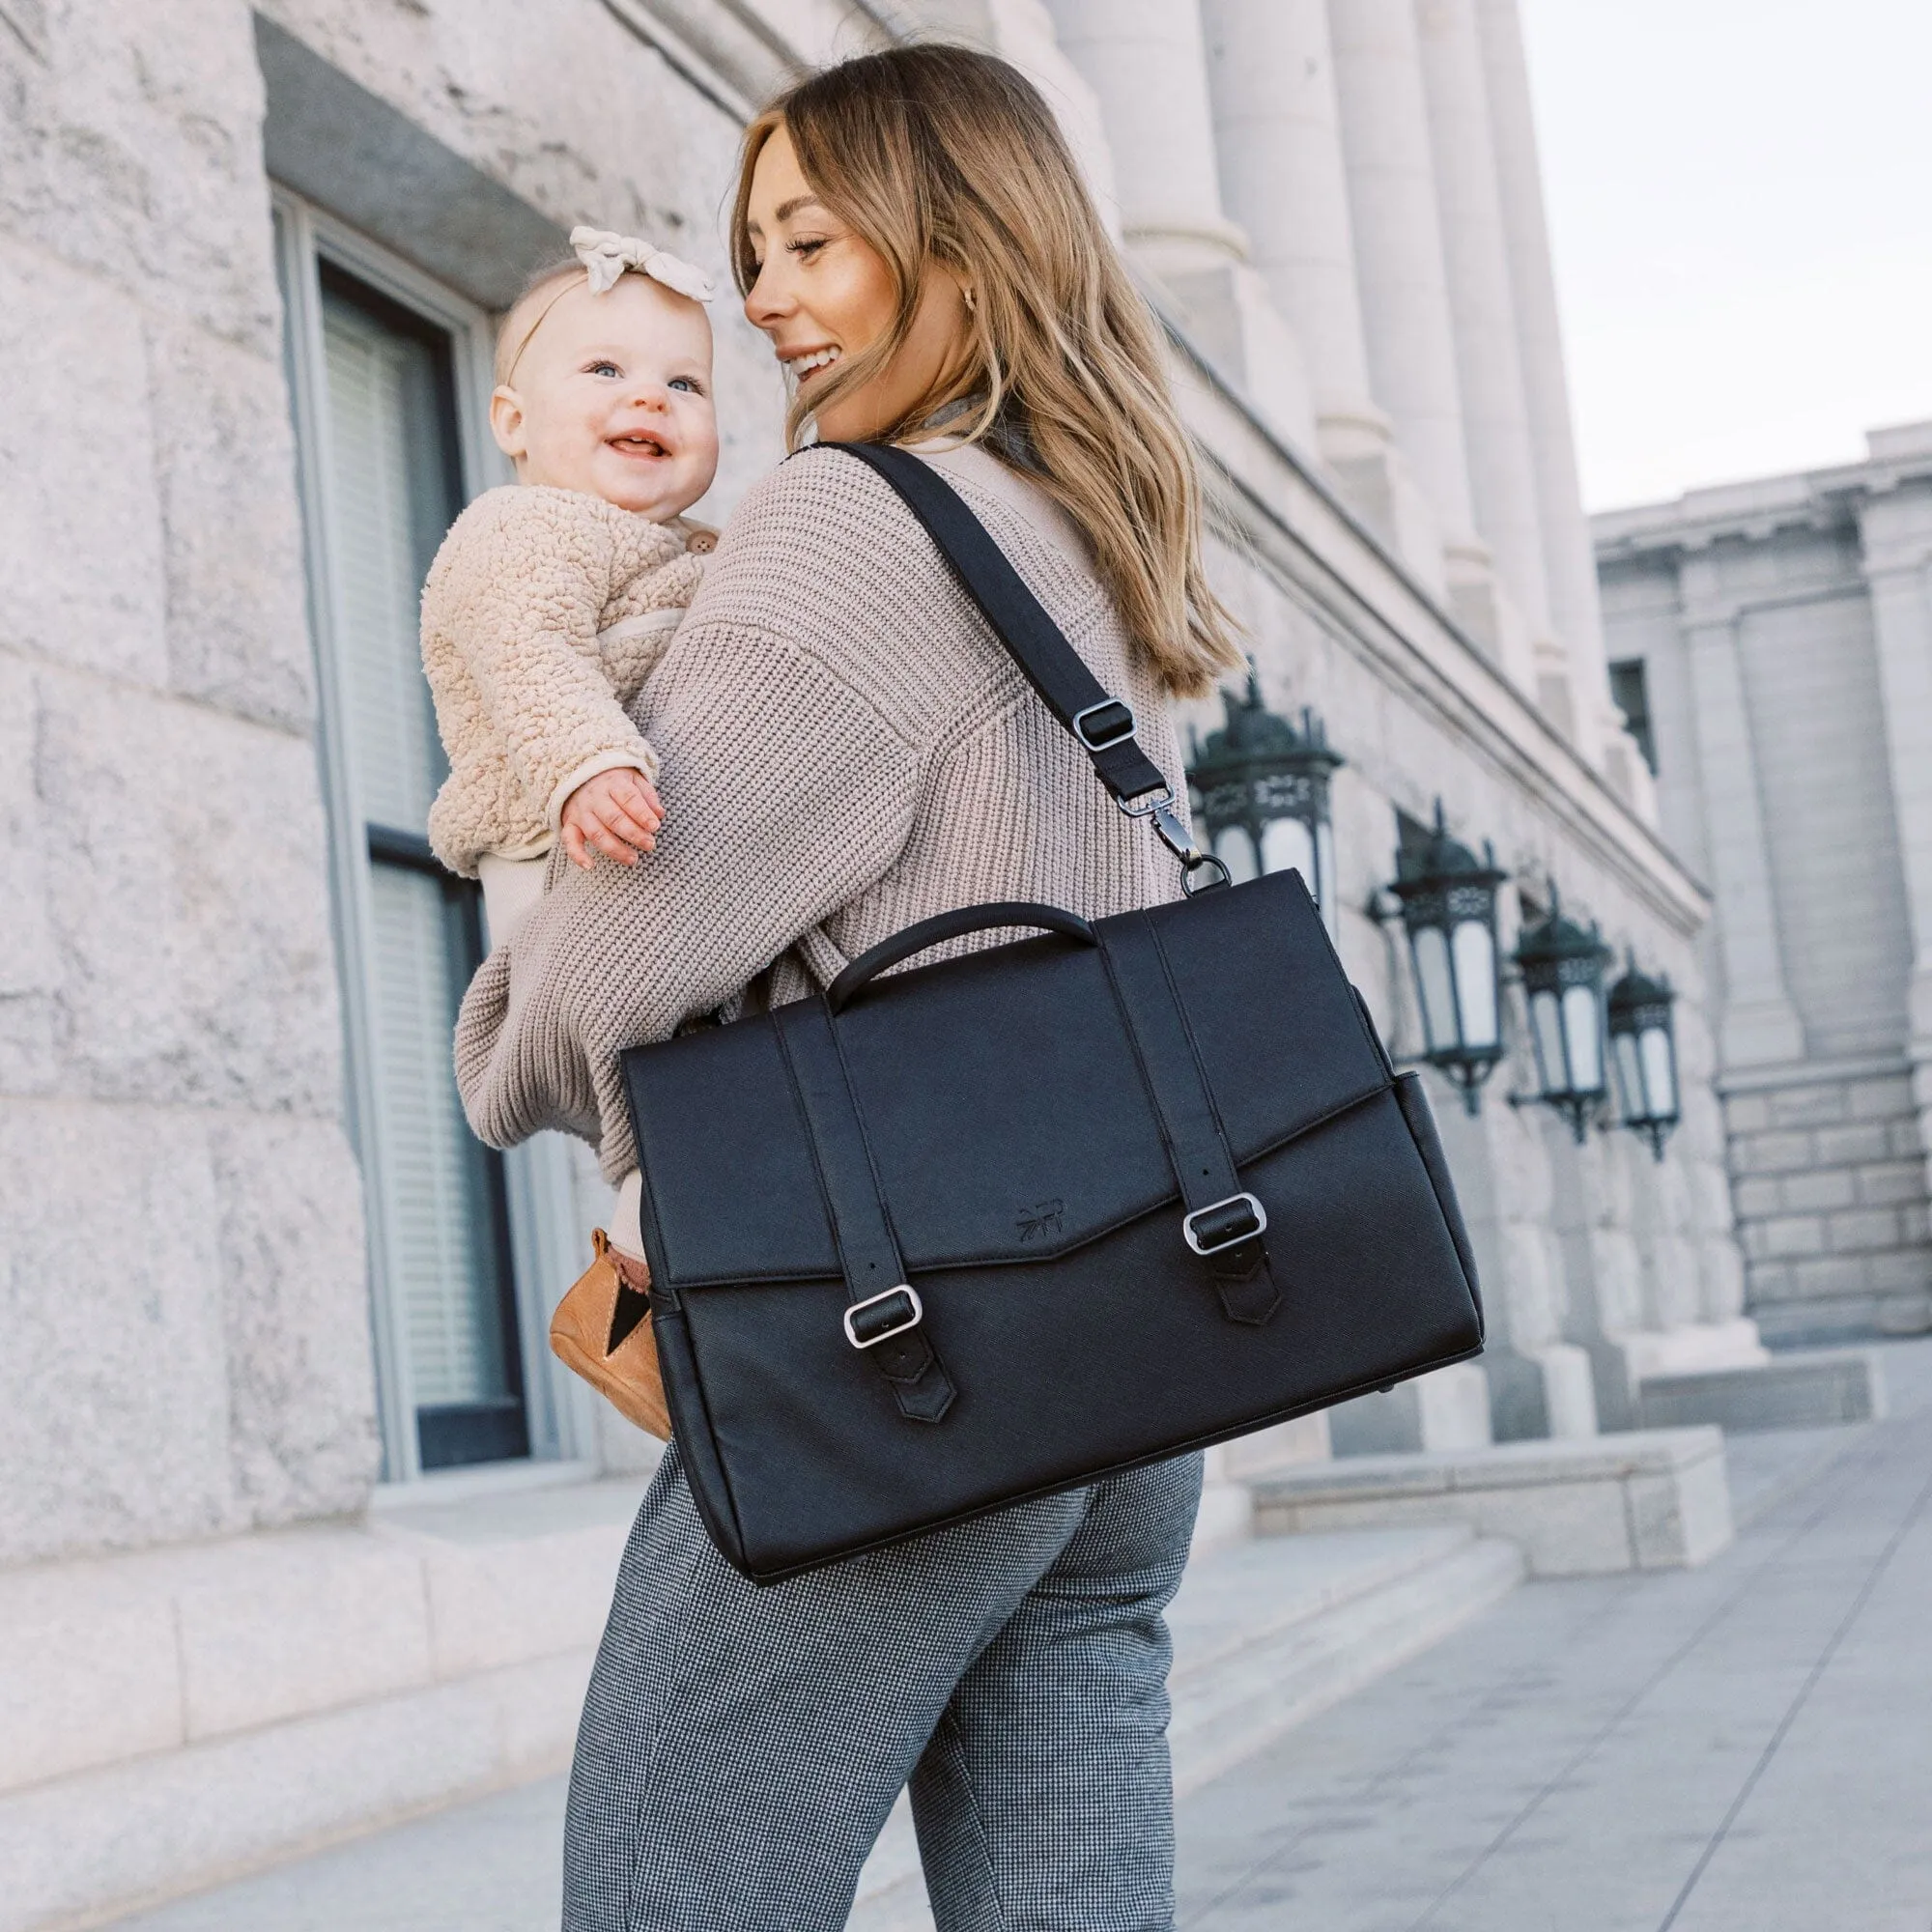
left=453, top=612, right=921, bottom=1178
left=432, top=489, right=661, bottom=825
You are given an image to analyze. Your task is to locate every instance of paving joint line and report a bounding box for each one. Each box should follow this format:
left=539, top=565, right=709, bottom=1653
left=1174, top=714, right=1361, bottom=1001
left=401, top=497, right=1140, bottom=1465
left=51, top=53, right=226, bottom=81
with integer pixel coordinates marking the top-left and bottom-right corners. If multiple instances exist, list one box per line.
left=1653, top=1417, right=1932, bottom=1931
left=1182, top=1428, right=1895, bottom=1931
left=1179, top=1570, right=1657, bottom=1927
left=1395, top=1423, right=1903, bottom=1932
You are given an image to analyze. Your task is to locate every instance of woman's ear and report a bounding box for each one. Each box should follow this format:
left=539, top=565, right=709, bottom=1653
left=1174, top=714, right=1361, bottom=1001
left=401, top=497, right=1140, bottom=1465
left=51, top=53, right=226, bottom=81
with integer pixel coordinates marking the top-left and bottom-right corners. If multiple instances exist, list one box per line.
left=490, top=385, right=529, bottom=463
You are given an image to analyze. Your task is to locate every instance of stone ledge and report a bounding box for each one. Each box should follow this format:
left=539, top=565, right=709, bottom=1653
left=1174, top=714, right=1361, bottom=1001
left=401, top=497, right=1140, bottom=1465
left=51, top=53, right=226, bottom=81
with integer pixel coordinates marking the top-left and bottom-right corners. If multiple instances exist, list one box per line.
left=0, top=1475, right=646, bottom=1803
left=1250, top=1428, right=1733, bottom=1577
left=1637, top=1349, right=1887, bottom=1433
left=0, top=1473, right=654, bottom=1932
left=0, top=1649, right=593, bottom=1932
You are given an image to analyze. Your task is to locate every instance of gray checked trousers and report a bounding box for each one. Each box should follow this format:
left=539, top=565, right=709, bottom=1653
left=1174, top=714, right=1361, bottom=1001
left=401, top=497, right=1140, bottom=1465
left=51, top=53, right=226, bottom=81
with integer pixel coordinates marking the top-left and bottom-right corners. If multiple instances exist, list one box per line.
left=561, top=1443, right=1204, bottom=1932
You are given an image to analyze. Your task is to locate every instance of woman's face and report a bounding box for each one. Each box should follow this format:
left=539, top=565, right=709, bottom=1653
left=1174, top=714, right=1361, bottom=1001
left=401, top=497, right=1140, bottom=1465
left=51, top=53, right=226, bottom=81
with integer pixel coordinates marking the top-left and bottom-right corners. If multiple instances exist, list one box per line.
left=742, top=124, right=972, bottom=442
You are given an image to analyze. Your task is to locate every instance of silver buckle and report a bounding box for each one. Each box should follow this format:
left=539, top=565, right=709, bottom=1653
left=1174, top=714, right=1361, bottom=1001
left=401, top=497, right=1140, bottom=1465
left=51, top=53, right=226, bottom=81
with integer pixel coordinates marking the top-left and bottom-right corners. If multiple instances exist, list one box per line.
left=1182, top=1193, right=1267, bottom=1257
left=1118, top=783, right=1175, bottom=820
left=1073, top=698, right=1138, bottom=752
left=843, top=1284, right=924, bottom=1350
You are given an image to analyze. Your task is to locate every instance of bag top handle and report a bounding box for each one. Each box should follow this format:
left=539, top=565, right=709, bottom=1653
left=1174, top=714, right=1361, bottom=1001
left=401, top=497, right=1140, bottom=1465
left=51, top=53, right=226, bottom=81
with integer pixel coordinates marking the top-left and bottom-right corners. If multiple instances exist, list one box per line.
left=817, top=441, right=1229, bottom=895
left=826, top=900, right=1096, bottom=1014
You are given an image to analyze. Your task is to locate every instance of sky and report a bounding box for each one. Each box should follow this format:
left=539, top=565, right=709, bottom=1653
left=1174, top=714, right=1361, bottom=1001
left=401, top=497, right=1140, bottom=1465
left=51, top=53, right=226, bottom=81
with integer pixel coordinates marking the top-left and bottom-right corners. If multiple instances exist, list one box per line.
left=1518, top=0, right=1932, bottom=511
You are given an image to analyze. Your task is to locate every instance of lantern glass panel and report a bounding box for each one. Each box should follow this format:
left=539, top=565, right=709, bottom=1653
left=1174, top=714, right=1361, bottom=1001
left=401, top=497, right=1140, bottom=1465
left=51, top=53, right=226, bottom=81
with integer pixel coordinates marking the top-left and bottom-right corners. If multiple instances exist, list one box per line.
left=1316, top=821, right=1338, bottom=932
left=1530, top=986, right=1564, bottom=1093
left=1562, top=984, right=1605, bottom=1094
left=1261, top=816, right=1315, bottom=892
left=1613, top=1030, right=1644, bottom=1118
left=1213, top=825, right=1259, bottom=884
left=1411, top=923, right=1456, bottom=1055
left=1641, top=1025, right=1677, bottom=1118
left=1451, top=920, right=1498, bottom=1049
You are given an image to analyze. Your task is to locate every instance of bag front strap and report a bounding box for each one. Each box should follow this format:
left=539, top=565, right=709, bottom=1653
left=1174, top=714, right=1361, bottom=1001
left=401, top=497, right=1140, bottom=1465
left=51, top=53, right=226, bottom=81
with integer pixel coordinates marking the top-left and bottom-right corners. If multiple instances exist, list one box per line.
left=775, top=1002, right=957, bottom=1423
left=821, top=441, right=1172, bottom=809
left=1098, top=914, right=1281, bottom=1326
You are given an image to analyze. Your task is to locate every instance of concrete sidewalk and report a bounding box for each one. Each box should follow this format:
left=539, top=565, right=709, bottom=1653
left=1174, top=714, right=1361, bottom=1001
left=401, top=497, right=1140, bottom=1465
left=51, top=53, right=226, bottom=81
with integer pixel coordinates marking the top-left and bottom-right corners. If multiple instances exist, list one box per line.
left=108, top=1339, right=1932, bottom=1932
left=1178, top=1335, right=1932, bottom=1930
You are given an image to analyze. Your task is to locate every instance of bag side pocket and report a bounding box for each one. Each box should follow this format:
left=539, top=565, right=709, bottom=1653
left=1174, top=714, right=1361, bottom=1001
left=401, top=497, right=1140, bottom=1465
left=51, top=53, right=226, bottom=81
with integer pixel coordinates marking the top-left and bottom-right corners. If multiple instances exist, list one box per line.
left=1394, top=1071, right=1484, bottom=1338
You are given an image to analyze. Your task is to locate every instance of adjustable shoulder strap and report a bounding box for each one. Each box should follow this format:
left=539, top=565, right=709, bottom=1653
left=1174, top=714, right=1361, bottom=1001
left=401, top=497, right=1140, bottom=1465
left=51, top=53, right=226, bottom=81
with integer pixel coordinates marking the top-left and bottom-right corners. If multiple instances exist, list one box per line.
left=821, top=440, right=1174, bottom=810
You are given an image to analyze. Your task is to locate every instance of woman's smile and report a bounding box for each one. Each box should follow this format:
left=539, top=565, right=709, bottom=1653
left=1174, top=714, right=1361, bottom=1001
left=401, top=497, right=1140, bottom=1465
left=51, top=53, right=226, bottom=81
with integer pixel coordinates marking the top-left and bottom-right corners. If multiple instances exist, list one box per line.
left=782, top=345, right=842, bottom=387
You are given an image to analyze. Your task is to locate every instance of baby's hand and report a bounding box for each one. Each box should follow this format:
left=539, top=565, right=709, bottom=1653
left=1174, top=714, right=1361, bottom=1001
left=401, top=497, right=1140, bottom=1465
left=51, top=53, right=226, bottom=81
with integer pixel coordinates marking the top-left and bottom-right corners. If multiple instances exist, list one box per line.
left=560, top=767, right=665, bottom=869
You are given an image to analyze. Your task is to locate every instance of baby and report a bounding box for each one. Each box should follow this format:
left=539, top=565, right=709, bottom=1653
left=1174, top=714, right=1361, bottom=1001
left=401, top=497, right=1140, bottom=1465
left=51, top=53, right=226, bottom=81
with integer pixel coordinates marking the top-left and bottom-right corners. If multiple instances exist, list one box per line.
left=422, top=226, right=722, bottom=940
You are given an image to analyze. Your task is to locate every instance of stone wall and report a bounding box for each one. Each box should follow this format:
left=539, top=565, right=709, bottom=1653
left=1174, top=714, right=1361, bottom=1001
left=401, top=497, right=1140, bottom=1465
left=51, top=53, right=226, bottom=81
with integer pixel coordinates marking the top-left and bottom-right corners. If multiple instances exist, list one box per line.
left=0, top=0, right=1749, bottom=1587
left=1724, top=1071, right=1932, bottom=1342
left=1596, top=433, right=1932, bottom=1343
left=0, top=0, right=379, bottom=1566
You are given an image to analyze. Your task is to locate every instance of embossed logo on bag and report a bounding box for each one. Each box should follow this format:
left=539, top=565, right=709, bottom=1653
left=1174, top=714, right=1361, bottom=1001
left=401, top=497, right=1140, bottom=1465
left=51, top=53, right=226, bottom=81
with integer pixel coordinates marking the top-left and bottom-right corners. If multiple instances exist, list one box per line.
left=1016, top=1199, right=1065, bottom=1242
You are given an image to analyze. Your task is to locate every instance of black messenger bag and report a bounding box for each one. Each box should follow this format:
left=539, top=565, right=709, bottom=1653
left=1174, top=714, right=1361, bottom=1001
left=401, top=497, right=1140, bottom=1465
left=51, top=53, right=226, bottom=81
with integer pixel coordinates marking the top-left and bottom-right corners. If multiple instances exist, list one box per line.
left=619, top=441, right=1484, bottom=1582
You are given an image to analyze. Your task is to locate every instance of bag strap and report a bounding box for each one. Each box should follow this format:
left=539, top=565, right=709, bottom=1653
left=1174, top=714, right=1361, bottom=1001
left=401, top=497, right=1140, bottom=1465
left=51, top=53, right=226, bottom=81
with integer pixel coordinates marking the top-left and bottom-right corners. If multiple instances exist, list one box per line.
left=820, top=440, right=1228, bottom=895
left=1098, top=914, right=1280, bottom=1326
left=774, top=1001, right=958, bottom=1424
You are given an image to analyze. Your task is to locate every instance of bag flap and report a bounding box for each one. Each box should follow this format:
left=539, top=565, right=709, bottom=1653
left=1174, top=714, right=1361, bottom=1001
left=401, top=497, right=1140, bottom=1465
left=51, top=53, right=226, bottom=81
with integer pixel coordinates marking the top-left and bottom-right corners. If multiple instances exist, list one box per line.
left=624, top=869, right=1389, bottom=1290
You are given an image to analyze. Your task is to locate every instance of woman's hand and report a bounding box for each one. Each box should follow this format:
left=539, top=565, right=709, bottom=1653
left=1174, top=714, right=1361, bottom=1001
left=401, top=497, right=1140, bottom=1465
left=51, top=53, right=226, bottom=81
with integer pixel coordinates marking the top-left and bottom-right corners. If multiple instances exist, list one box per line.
left=560, top=767, right=665, bottom=868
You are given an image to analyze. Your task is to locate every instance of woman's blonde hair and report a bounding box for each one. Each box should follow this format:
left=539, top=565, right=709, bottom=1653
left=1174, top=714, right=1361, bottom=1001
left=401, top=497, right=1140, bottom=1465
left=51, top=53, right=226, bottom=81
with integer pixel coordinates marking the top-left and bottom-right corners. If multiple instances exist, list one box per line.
left=729, top=44, right=1239, bottom=697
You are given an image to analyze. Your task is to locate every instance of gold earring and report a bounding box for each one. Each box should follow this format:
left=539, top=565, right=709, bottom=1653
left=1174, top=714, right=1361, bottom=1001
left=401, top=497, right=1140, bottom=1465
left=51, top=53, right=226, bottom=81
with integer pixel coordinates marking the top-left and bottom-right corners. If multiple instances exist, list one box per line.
left=962, top=285, right=977, bottom=313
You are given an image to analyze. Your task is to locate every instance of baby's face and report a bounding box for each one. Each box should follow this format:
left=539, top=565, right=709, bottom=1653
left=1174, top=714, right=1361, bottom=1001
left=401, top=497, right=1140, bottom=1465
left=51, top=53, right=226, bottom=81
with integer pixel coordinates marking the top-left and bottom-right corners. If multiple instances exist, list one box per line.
left=492, top=275, right=719, bottom=519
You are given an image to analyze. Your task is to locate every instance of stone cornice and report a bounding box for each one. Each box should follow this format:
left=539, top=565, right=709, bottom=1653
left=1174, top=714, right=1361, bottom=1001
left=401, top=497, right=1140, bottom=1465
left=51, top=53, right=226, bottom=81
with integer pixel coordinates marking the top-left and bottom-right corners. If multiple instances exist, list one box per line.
left=1592, top=431, right=1932, bottom=564
left=597, top=0, right=894, bottom=117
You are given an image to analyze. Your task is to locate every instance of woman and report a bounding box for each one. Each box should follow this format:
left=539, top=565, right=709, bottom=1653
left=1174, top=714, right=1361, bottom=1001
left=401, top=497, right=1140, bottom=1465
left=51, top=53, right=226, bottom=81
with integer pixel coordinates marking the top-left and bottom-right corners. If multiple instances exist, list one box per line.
left=457, top=42, right=1241, bottom=1932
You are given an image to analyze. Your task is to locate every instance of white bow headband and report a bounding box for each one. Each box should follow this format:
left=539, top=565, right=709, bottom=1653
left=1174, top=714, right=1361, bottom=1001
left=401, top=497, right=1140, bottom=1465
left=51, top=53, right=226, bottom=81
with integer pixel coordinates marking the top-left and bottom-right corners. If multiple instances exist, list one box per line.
left=568, top=225, right=716, bottom=305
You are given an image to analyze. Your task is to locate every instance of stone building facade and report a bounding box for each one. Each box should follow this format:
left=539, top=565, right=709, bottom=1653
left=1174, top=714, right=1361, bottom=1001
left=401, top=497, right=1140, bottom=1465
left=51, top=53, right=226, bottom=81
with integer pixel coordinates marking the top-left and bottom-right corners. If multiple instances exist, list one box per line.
left=1595, top=422, right=1932, bottom=1344
left=1, top=0, right=1759, bottom=1921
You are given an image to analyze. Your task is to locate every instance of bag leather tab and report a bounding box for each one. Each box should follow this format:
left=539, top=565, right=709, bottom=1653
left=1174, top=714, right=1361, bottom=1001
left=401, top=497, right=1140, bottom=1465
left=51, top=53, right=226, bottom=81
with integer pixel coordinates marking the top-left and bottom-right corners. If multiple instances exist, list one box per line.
left=1097, top=912, right=1281, bottom=1325
left=775, top=1002, right=958, bottom=1422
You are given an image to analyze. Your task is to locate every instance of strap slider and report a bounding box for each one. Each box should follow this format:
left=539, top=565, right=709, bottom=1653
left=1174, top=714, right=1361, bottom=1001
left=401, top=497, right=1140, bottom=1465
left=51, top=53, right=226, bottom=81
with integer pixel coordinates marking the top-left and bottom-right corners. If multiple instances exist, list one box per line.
left=1182, top=1193, right=1268, bottom=1257
left=843, top=1284, right=924, bottom=1350
left=1073, top=697, right=1137, bottom=752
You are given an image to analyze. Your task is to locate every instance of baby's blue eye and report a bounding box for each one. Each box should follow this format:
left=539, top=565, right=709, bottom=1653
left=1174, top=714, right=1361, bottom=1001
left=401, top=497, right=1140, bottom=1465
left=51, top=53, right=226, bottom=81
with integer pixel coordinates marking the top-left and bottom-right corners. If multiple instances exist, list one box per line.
left=587, top=360, right=620, bottom=378
left=669, top=377, right=702, bottom=394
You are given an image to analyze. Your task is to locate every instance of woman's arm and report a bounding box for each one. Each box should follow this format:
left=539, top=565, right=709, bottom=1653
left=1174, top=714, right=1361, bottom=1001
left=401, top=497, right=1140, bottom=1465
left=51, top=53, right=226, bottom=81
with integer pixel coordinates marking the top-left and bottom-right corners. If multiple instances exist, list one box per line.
left=453, top=602, right=923, bottom=1177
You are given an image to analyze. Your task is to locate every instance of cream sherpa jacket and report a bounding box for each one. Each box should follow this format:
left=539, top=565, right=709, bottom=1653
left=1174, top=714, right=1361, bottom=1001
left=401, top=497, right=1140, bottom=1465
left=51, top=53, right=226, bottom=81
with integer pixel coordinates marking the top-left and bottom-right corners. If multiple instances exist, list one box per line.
left=422, top=484, right=715, bottom=877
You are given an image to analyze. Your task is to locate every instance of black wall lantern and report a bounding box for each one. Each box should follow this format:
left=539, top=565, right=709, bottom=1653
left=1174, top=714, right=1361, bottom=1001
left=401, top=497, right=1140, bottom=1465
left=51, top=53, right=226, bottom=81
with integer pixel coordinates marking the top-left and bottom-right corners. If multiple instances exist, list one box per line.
left=1187, top=671, right=1344, bottom=930
left=1388, top=803, right=1508, bottom=1114
left=1513, top=890, right=1613, bottom=1144
left=1608, top=957, right=1681, bottom=1160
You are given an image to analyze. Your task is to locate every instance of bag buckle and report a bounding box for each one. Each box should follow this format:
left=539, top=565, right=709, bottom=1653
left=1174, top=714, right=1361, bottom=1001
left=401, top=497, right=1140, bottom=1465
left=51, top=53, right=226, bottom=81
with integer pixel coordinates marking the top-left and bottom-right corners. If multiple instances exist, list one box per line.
left=1073, top=697, right=1137, bottom=752
left=1121, top=790, right=1234, bottom=895
left=1182, top=1193, right=1267, bottom=1257
left=843, top=1284, right=924, bottom=1350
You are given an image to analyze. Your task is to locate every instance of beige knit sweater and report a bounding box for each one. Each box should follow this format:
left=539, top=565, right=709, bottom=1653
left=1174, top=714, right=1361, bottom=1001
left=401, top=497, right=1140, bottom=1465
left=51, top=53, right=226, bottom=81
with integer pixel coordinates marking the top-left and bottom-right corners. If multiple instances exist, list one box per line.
left=421, top=484, right=714, bottom=877
left=453, top=442, right=1187, bottom=1183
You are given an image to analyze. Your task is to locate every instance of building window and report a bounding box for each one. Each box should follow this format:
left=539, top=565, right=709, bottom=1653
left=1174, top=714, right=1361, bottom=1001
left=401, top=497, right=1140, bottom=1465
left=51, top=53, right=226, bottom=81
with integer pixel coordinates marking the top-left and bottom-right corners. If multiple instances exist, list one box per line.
left=1609, top=659, right=1658, bottom=776
left=275, top=192, right=573, bottom=1479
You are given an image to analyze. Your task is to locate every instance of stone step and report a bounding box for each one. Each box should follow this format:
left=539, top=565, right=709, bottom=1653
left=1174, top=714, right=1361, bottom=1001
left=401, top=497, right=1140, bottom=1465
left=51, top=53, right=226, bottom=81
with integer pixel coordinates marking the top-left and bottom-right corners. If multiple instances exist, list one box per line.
left=1637, top=1347, right=1885, bottom=1433
left=849, top=1522, right=1522, bottom=1932
left=1252, top=1426, right=1735, bottom=1576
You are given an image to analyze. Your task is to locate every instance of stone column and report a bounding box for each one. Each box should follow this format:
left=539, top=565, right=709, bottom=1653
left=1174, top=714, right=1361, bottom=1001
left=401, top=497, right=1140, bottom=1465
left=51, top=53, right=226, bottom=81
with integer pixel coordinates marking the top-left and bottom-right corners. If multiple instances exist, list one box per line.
left=1043, top=0, right=1243, bottom=272
left=1200, top=0, right=1445, bottom=587
left=1679, top=556, right=1805, bottom=1070
left=1858, top=467, right=1932, bottom=1329
left=1044, top=0, right=1316, bottom=447
left=1413, top=0, right=1550, bottom=645
left=1198, top=0, right=1373, bottom=433
left=1474, top=0, right=1636, bottom=781
left=916, top=0, right=1122, bottom=239
left=1324, top=0, right=1529, bottom=676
